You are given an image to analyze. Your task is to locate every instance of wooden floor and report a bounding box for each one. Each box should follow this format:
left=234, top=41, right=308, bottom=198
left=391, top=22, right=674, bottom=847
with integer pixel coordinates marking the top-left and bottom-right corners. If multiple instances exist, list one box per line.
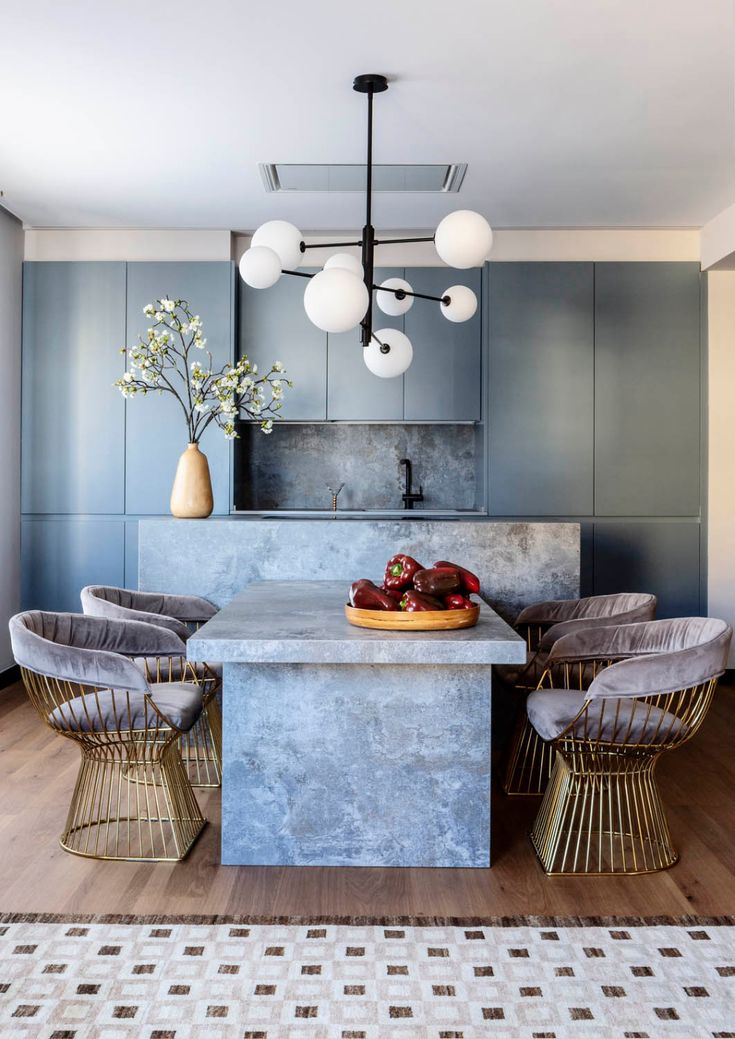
left=1, top=680, right=734, bottom=919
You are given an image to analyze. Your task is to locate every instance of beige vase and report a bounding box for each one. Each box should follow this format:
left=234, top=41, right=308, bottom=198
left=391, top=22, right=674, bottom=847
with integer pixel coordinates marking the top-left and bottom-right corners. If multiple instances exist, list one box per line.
left=170, top=443, right=214, bottom=518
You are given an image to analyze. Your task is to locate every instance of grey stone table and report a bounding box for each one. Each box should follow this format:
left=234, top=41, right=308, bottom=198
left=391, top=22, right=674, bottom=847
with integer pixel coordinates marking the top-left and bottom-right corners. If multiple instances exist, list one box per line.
left=188, top=580, right=526, bottom=869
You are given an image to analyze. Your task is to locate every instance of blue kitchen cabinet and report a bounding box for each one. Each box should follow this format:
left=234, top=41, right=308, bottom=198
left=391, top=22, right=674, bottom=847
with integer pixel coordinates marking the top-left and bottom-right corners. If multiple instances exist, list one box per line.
left=403, top=267, right=482, bottom=420
left=594, top=262, right=701, bottom=517
left=327, top=267, right=405, bottom=420
left=125, top=262, right=234, bottom=515
left=487, top=262, right=594, bottom=515
left=21, top=517, right=126, bottom=613
left=593, top=520, right=703, bottom=617
left=239, top=267, right=326, bottom=420
left=21, top=262, right=127, bottom=514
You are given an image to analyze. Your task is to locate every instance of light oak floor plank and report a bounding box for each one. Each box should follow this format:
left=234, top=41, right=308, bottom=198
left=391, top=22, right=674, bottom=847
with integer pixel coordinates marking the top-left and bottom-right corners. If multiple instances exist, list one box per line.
left=1, top=681, right=733, bottom=918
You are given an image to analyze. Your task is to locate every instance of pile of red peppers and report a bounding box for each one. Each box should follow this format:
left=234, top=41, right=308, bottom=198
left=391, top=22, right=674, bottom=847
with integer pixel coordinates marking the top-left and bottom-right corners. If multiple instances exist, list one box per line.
left=348, top=555, right=480, bottom=612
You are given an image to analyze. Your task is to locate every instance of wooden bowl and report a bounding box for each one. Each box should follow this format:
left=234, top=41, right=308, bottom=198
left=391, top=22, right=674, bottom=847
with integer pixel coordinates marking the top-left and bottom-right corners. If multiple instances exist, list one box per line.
left=345, top=602, right=480, bottom=631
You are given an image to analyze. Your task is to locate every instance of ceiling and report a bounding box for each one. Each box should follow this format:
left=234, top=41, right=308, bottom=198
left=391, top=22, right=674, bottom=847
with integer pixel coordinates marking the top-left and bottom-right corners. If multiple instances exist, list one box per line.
left=1, top=0, right=734, bottom=230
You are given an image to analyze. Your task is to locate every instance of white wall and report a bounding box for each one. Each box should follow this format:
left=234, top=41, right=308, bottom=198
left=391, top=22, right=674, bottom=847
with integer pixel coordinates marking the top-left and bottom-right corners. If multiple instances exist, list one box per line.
left=233, top=228, right=700, bottom=266
left=707, top=271, right=735, bottom=663
left=0, top=207, right=23, bottom=674
left=24, top=227, right=700, bottom=265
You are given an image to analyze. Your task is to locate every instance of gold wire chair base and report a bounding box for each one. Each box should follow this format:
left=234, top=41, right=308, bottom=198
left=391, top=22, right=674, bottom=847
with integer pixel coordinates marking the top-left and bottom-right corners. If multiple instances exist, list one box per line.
left=61, top=740, right=207, bottom=862
left=179, top=696, right=222, bottom=789
left=530, top=747, right=678, bottom=875
left=502, top=713, right=554, bottom=796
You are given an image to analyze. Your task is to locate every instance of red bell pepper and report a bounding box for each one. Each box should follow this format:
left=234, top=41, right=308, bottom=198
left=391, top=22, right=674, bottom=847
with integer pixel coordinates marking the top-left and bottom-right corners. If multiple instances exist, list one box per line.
left=445, top=593, right=475, bottom=610
left=383, top=554, right=423, bottom=590
left=399, top=590, right=444, bottom=612
left=433, top=560, right=481, bottom=594
left=380, top=584, right=405, bottom=605
left=413, top=567, right=461, bottom=597
left=349, top=580, right=398, bottom=611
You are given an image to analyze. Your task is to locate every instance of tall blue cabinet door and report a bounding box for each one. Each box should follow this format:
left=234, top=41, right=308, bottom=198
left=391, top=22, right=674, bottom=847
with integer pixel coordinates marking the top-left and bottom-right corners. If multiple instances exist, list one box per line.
left=593, top=520, right=702, bottom=618
left=403, top=267, right=482, bottom=421
left=594, top=263, right=701, bottom=516
left=327, top=267, right=405, bottom=420
left=239, top=269, right=326, bottom=420
left=488, top=263, right=594, bottom=515
left=125, top=262, right=234, bottom=515
left=21, top=517, right=126, bottom=613
left=22, top=262, right=126, bottom=514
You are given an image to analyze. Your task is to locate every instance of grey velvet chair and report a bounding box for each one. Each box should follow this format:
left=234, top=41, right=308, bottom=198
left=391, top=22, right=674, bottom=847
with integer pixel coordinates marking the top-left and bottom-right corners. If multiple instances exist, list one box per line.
left=81, top=586, right=221, bottom=789
left=9, top=611, right=207, bottom=862
left=500, top=592, right=657, bottom=795
left=527, top=617, right=731, bottom=875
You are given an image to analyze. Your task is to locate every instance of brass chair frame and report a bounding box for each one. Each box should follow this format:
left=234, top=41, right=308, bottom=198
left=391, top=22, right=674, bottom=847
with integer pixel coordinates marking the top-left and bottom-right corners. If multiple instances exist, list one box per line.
left=502, top=594, right=657, bottom=796
left=530, top=679, right=717, bottom=875
left=526, top=618, right=731, bottom=875
left=20, top=667, right=206, bottom=861
left=11, top=612, right=207, bottom=862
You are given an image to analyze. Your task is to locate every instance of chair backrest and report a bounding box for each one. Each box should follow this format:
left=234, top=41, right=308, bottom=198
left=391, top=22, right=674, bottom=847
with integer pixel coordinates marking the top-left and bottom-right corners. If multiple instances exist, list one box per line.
left=517, top=591, right=656, bottom=629
left=547, top=617, right=732, bottom=750
left=9, top=611, right=186, bottom=691
left=81, top=585, right=217, bottom=634
left=580, top=617, right=732, bottom=700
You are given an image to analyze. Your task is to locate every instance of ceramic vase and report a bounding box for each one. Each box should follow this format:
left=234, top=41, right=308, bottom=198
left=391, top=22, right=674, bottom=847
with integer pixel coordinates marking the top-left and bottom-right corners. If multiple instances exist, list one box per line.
left=170, top=442, right=214, bottom=518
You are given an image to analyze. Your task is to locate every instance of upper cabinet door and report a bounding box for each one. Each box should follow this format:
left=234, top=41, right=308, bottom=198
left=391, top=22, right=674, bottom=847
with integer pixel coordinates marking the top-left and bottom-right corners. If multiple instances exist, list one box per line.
left=488, top=263, right=594, bottom=516
left=22, top=262, right=127, bottom=514
left=239, top=269, right=326, bottom=420
left=403, top=267, right=482, bottom=421
left=327, top=267, right=405, bottom=420
left=125, top=262, right=234, bottom=515
left=595, top=263, right=701, bottom=517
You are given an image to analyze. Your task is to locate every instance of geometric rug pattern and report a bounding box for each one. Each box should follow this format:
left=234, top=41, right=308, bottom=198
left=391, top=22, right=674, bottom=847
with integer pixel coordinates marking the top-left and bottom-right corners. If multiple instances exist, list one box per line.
left=1, top=914, right=734, bottom=1039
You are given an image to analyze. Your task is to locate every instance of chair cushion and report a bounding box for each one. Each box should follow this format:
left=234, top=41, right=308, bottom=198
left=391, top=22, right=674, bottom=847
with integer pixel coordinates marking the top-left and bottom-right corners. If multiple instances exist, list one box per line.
left=526, top=688, right=686, bottom=744
left=48, top=682, right=203, bottom=734
left=133, top=657, right=223, bottom=682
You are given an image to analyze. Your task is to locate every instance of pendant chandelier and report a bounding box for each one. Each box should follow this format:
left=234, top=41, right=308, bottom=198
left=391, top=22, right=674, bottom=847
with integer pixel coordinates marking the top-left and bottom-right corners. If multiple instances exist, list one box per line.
left=238, top=73, right=493, bottom=378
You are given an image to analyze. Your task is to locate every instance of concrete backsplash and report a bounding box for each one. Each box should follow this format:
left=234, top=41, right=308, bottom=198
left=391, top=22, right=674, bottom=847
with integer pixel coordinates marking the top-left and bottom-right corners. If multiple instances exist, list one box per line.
left=234, top=423, right=482, bottom=511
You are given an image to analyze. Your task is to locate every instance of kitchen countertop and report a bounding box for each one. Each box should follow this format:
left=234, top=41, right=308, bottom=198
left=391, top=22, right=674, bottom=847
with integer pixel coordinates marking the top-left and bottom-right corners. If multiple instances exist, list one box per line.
left=187, top=580, right=526, bottom=666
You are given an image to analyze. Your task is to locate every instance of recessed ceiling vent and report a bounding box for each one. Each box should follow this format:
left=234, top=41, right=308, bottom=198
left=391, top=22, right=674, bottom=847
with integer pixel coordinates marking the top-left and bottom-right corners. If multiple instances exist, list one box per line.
left=259, top=163, right=467, bottom=193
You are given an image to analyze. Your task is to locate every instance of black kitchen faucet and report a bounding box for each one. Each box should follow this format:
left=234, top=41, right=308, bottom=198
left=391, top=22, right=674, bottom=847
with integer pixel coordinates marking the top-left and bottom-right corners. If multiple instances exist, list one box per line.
left=400, top=458, right=424, bottom=510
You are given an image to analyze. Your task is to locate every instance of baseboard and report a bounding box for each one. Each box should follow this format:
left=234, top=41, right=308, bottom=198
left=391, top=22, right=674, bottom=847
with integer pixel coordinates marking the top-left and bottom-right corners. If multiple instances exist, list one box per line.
left=0, top=664, right=20, bottom=689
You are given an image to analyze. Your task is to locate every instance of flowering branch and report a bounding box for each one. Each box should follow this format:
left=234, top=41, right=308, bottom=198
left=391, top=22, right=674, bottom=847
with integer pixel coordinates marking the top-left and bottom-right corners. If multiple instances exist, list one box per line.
left=115, top=297, right=291, bottom=439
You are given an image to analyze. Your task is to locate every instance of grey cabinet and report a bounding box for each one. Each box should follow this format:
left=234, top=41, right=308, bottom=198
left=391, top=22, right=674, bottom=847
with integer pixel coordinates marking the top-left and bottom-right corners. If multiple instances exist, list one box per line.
left=593, top=521, right=702, bottom=617
left=22, top=262, right=126, bottom=514
left=22, top=517, right=126, bottom=613
left=327, top=267, right=405, bottom=420
left=403, top=267, right=482, bottom=421
left=594, top=263, right=701, bottom=516
left=488, top=263, right=594, bottom=515
left=239, top=269, right=326, bottom=420
left=125, top=262, right=234, bottom=515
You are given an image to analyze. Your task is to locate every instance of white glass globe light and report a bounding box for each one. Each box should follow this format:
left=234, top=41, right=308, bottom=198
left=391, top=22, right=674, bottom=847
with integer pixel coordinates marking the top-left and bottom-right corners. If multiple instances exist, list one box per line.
left=376, top=277, right=414, bottom=317
left=238, top=246, right=282, bottom=289
left=303, top=268, right=370, bottom=333
left=364, top=328, right=413, bottom=378
left=251, top=220, right=303, bottom=269
left=324, top=252, right=364, bottom=278
left=434, top=210, right=493, bottom=269
left=441, top=285, right=478, bottom=323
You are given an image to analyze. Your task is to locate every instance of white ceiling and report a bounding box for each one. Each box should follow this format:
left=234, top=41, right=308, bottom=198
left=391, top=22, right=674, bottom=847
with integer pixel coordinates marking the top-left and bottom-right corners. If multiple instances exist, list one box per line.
left=1, top=0, right=734, bottom=230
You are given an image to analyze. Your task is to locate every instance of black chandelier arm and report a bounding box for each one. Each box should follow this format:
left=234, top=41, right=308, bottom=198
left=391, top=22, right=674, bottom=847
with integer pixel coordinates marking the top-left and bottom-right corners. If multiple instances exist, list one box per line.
left=281, top=268, right=314, bottom=279
left=373, top=235, right=436, bottom=246
left=372, top=283, right=450, bottom=305
left=299, top=240, right=363, bottom=252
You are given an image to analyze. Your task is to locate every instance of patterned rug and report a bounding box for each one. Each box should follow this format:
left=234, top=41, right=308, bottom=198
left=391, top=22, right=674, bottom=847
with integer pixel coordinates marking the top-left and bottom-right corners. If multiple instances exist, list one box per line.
left=1, top=914, right=734, bottom=1039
